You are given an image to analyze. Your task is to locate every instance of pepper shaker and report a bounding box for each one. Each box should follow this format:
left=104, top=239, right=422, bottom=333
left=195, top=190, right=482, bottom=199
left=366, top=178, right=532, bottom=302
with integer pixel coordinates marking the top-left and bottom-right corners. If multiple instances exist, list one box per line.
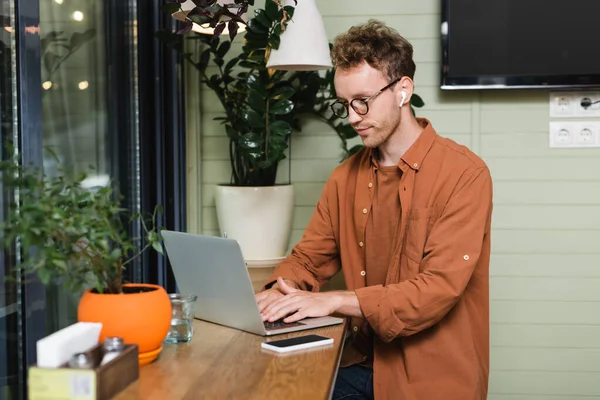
left=100, top=336, right=125, bottom=366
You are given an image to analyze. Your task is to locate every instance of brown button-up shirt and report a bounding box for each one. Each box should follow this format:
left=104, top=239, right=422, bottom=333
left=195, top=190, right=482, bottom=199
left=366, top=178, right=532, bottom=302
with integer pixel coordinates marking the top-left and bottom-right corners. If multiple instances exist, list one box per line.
left=266, top=119, right=493, bottom=400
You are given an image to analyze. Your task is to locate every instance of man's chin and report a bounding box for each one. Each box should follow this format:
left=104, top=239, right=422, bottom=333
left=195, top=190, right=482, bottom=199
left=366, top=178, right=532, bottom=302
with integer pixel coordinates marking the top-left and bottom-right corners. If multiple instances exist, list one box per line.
left=360, top=137, right=379, bottom=148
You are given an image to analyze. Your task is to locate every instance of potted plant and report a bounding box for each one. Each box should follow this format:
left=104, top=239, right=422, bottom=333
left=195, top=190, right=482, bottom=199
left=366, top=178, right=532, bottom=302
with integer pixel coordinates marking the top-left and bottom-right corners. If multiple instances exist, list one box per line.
left=0, top=148, right=171, bottom=366
left=158, top=0, right=307, bottom=264
left=158, top=0, right=425, bottom=262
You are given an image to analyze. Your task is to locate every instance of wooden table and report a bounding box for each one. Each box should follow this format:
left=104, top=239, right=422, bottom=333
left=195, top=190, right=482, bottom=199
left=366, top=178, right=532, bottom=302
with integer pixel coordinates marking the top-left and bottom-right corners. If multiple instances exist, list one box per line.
left=115, top=318, right=348, bottom=400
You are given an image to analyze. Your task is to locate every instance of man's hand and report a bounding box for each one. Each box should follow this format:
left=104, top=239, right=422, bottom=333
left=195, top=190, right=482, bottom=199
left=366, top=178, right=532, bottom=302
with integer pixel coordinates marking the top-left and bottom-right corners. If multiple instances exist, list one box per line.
left=255, top=278, right=298, bottom=315
left=260, top=277, right=362, bottom=323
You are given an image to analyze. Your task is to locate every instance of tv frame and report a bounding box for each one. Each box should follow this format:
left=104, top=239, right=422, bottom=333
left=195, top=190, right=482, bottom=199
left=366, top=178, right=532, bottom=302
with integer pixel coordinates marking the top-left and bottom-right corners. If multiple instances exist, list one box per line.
left=440, top=0, right=600, bottom=90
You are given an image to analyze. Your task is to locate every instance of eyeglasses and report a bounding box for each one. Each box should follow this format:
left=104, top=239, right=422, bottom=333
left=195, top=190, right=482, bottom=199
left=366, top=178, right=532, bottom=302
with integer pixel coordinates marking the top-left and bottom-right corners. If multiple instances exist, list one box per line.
left=330, top=78, right=401, bottom=119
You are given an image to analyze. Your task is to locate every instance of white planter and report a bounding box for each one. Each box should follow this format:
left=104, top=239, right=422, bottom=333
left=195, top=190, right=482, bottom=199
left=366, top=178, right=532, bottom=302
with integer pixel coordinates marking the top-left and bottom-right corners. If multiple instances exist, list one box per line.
left=214, top=184, right=294, bottom=261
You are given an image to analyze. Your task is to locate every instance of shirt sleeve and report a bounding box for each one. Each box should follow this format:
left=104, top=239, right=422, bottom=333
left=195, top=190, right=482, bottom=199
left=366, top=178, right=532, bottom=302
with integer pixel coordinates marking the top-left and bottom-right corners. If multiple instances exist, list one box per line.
left=355, top=166, right=493, bottom=342
left=263, top=178, right=341, bottom=292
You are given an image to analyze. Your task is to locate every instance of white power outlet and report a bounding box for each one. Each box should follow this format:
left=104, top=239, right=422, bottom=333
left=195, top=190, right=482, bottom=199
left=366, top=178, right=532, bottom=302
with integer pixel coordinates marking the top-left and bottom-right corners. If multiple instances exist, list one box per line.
left=574, top=92, right=600, bottom=118
left=549, top=121, right=600, bottom=148
left=549, top=92, right=575, bottom=117
left=550, top=91, right=600, bottom=118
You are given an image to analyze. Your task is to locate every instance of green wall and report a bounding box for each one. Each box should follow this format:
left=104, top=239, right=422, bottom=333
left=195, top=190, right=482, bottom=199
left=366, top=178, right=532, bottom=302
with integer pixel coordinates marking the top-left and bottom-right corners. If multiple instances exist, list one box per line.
left=187, top=1, right=600, bottom=398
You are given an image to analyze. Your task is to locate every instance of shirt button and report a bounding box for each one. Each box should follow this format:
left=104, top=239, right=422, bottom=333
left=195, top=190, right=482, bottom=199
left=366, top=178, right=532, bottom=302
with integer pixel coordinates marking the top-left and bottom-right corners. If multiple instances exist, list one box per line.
left=353, top=326, right=359, bottom=332
left=413, top=163, right=418, bottom=168
left=359, top=241, right=364, bottom=247
left=360, top=271, right=366, bottom=276
left=368, top=182, right=373, bottom=188
left=463, top=254, right=469, bottom=261
left=362, top=208, right=367, bottom=214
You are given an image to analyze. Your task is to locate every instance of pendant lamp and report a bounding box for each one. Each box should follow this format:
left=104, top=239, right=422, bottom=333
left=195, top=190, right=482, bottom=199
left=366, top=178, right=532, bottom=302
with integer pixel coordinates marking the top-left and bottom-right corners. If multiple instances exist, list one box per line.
left=266, top=0, right=332, bottom=71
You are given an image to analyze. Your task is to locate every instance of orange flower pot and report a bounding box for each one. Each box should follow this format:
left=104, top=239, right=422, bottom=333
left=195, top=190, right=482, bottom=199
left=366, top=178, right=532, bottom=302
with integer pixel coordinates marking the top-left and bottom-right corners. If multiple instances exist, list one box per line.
left=78, top=283, right=172, bottom=366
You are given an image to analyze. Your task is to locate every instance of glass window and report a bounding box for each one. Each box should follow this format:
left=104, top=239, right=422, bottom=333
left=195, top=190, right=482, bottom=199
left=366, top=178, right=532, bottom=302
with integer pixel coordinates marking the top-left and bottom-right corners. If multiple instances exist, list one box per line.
left=40, top=0, right=111, bottom=332
left=0, top=0, right=21, bottom=397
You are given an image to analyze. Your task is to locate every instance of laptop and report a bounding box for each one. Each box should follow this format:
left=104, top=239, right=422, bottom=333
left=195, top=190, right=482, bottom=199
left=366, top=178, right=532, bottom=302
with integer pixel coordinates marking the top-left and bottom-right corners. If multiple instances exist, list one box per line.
left=161, top=230, right=344, bottom=336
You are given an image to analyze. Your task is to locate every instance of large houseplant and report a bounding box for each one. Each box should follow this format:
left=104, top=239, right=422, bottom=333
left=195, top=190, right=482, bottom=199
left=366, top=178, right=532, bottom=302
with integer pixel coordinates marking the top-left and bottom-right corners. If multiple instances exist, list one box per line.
left=158, top=0, right=424, bottom=261
left=0, top=149, right=171, bottom=365
left=159, top=0, right=306, bottom=262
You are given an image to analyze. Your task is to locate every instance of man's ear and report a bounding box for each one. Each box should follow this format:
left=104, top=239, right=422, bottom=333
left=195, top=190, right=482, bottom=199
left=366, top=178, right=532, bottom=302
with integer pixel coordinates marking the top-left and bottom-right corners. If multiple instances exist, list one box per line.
left=397, top=76, right=414, bottom=107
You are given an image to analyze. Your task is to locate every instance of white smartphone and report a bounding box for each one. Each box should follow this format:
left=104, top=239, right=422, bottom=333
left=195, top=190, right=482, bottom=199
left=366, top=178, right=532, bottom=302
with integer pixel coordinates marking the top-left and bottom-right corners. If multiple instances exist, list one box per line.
left=261, top=334, right=334, bottom=353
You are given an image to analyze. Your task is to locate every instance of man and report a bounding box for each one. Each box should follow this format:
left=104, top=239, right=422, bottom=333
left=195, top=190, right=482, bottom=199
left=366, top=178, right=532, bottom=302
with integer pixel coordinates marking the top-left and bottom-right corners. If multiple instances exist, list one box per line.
left=257, top=19, right=493, bottom=400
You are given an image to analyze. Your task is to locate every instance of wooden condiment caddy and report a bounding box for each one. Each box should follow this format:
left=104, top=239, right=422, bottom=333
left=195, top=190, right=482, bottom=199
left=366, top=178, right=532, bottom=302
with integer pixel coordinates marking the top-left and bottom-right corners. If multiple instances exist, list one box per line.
left=28, top=343, right=139, bottom=400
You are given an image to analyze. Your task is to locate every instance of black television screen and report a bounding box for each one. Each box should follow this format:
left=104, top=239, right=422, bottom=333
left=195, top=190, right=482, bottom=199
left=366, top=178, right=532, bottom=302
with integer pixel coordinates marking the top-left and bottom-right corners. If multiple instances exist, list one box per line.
left=441, top=0, right=600, bottom=90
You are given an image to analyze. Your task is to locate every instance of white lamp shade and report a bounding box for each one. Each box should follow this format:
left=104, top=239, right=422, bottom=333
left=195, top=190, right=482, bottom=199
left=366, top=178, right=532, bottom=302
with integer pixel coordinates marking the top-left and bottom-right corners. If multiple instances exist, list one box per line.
left=266, top=0, right=332, bottom=71
left=172, top=0, right=247, bottom=36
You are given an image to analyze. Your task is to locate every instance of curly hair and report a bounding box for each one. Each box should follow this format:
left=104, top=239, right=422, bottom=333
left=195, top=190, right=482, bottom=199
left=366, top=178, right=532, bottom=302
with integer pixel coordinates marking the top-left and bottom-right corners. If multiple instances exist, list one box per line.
left=331, top=19, right=416, bottom=81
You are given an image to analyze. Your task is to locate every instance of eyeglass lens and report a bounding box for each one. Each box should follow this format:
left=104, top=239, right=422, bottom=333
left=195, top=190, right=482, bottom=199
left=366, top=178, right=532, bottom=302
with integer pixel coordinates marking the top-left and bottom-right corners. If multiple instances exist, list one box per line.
left=331, top=99, right=369, bottom=118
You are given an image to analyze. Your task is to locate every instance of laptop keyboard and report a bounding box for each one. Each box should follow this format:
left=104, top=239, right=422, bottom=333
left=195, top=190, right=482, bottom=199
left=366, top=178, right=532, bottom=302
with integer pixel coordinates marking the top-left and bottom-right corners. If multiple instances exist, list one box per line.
left=264, top=319, right=304, bottom=330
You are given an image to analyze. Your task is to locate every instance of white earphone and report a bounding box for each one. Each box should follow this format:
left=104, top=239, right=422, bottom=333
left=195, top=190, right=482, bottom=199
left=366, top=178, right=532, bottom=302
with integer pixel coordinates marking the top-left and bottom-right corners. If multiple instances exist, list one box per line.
left=400, top=91, right=407, bottom=107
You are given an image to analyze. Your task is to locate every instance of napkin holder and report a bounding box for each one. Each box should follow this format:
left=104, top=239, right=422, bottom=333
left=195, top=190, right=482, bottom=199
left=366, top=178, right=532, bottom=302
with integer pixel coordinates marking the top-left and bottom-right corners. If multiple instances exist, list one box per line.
left=28, top=342, right=139, bottom=400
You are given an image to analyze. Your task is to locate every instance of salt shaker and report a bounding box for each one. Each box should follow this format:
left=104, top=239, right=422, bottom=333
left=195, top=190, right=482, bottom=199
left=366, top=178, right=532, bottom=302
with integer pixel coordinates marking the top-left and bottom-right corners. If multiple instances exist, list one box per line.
left=69, top=352, right=94, bottom=369
left=100, top=336, right=125, bottom=366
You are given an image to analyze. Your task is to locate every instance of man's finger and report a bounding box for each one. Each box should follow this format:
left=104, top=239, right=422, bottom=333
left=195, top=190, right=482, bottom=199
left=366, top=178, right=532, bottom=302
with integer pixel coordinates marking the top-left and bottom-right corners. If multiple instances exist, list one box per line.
left=267, top=301, right=304, bottom=322
left=255, top=291, right=267, bottom=302
left=283, top=310, right=305, bottom=323
left=263, top=295, right=303, bottom=321
left=277, top=277, right=296, bottom=294
left=257, top=291, right=280, bottom=313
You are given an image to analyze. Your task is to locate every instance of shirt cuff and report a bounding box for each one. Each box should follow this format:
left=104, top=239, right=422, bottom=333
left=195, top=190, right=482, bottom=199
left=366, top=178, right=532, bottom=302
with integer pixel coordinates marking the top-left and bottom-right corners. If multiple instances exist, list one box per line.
left=262, top=264, right=317, bottom=292
left=355, top=285, right=406, bottom=343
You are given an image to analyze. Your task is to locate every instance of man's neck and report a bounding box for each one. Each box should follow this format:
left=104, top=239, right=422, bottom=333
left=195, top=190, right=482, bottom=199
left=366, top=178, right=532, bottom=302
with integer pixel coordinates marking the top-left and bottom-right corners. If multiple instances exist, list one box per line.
left=377, top=117, right=424, bottom=166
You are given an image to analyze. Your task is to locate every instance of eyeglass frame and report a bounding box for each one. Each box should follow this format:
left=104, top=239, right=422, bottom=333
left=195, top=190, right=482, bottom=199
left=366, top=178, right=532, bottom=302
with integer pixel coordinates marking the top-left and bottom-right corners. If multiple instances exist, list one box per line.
left=330, top=78, right=402, bottom=119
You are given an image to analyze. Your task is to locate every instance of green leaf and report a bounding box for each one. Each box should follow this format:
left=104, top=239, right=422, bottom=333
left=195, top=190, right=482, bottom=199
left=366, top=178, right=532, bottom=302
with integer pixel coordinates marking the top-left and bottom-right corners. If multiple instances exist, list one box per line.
left=246, top=73, right=266, bottom=95
left=224, top=57, right=239, bottom=73
left=38, top=268, right=52, bottom=285
left=269, top=99, right=294, bottom=115
left=209, top=74, right=222, bottom=87
left=225, top=125, right=240, bottom=140
left=242, top=108, right=265, bottom=128
left=338, top=124, right=357, bottom=139
left=411, top=93, right=425, bottom=108
left=283, top=5, right=295, bottom=19
left=189, top=13, right=213, bottom=27
left=204, top=3, right=223, bottom=14
left=248, top=90, right=266, bottom=113
left=264, top=0, right=279, bottom=22
left=238, top=132, right=264, bottom=150
left=269, top=120, right=292, bottom=137
left=152, top=241, right=164, bottom=254
left=239, top=60, right=261, bottom=69
left=196, top=49, right=211, bottom=74
left=52, top=259, right=68, bottom=271
left=210, top=35, right=220, bottom=51
left=270, top=86, right=294, bottom=101
left=253, top=9, right=272, bottom=28
left=216, top=41, right=231, bottom=58
left=110, top=248, right=122, bottom=261
left=268, top=35, right=281, bottom=50
left=244, top=31, right=269, bottom=48
left=246, top=18, right=268, bottom=34
left=267, top=137, right=287, bottom=155
left=247, top=49, right=265, bottom=62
